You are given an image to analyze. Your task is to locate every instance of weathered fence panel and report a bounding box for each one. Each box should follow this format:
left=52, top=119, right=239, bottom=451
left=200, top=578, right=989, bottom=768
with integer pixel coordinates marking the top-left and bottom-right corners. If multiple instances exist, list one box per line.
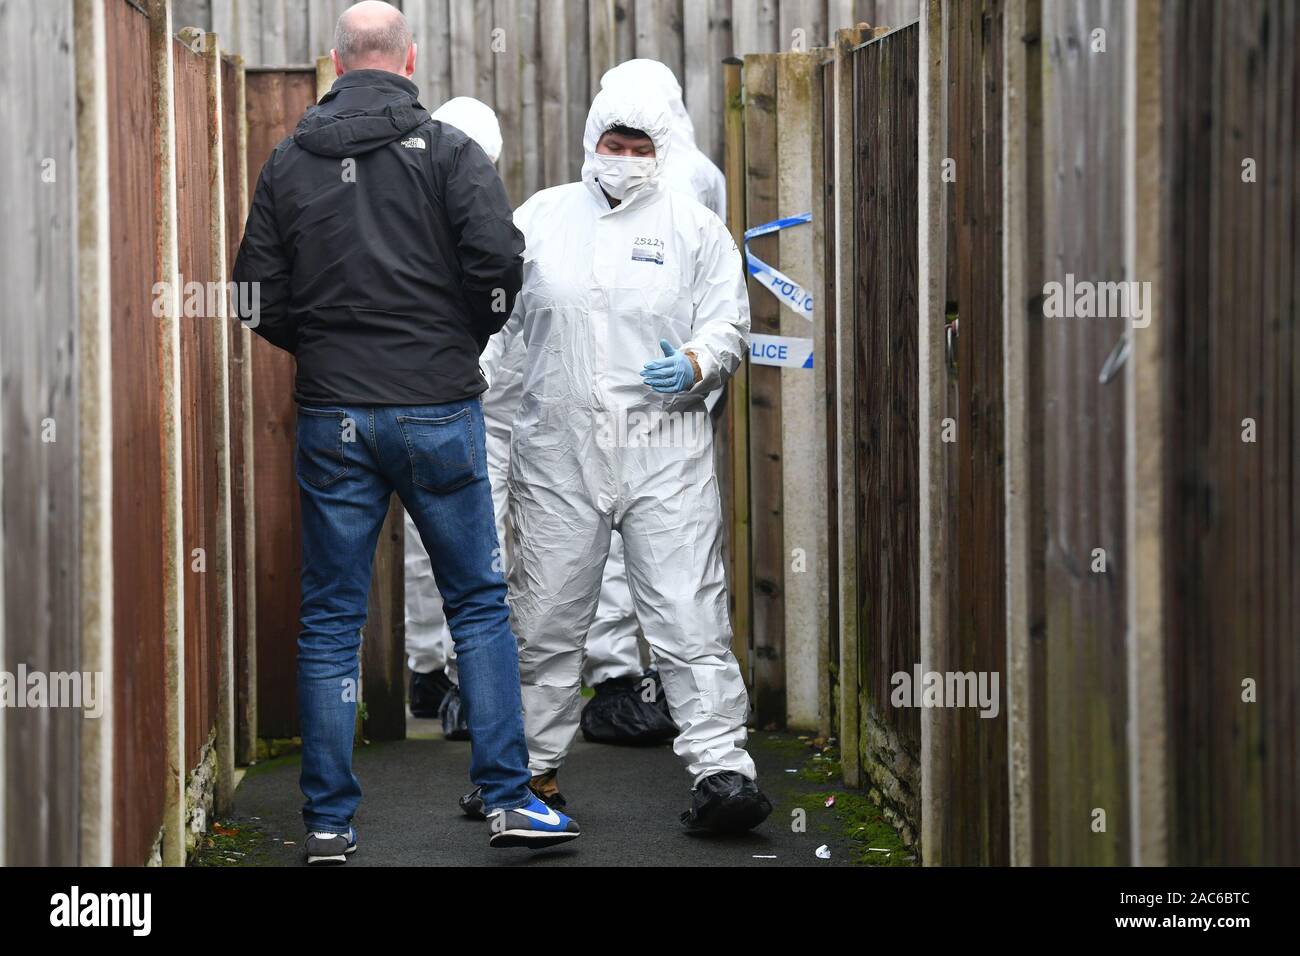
left=824, top=24, right=864, bottom=787
left=221, top=51, right=260, bottom=767
left=741, top=53, right=786, bottom=724
left=941, top=0, right=1009, bottom=866
left=244, top=66, right=316, bottom=739
left=104, top=0, right=170, bottom=867
left=241, top=64, right=406, bottom=743
left=363, top=503, right=407, bottom=740
left=1161, top=0, right=1299, bottom=866
left=1019, top=0, right=1132, bottom=867
left=173, top=34, right=224, bottom=773
left=848, top=20, right=920, bottom=841
left=177, top=0, right=910, bottom=200
left=0, top=0, right=82, bottom=867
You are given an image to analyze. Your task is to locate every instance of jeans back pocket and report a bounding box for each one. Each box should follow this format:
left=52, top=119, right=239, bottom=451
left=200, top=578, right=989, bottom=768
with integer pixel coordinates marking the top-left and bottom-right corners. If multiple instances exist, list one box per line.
left=296, top=407, right=350, bottom=489
left=397, top=407, right=479, bottom=494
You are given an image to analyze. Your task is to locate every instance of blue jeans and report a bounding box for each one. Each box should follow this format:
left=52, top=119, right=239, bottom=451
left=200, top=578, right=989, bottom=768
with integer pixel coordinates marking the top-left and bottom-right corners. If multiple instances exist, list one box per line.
left=295, top=399, right=532, bottom=833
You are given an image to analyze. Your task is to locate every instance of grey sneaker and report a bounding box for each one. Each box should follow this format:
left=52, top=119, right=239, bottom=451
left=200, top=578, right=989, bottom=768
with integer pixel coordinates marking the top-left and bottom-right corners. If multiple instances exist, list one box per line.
left=304, top=828, right=357, bottom=865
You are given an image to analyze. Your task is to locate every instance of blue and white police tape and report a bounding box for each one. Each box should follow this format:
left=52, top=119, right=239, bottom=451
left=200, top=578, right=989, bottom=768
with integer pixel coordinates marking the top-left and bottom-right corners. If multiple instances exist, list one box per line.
left=749, top=333, right=813, bottom=369
left=744, top=214, right=814, bottom=320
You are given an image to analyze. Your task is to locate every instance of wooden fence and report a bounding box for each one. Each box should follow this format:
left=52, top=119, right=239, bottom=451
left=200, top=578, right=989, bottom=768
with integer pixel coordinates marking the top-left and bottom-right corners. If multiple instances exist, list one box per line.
left=846, top=19, right=921, bottom=840
left=1159, top=0, right=1298, bottom=866
left=172, top=0, right=919, bottom=203
left=3, top=2, right=495, bottom=865
left=106, top=0, right=171, bottom=867
left=5, top=0, right=1295, bottom=870
left=240, top=64, right=409, bottom=743
left=729, top=50, right=830, bottom=733
left=0, top=0, right=84, bottom=867
left=728, top=0, right=1298, bottom=866
left=242, top=66, right=316, bottom=740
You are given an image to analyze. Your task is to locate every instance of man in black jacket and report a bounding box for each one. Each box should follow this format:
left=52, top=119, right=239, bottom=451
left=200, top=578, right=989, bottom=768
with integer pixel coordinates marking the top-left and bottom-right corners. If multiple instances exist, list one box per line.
left=233, top=0, right=579, bottom=864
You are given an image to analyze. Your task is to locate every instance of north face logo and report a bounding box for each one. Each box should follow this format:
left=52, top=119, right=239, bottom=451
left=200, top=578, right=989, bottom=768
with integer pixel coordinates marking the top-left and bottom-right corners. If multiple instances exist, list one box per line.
left=400, top=136, right=426, bottom=150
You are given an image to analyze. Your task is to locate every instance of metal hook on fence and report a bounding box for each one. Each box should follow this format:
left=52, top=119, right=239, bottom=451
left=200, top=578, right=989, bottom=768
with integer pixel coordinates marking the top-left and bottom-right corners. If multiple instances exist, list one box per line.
left=1097, top=332, right=1130, bottom=385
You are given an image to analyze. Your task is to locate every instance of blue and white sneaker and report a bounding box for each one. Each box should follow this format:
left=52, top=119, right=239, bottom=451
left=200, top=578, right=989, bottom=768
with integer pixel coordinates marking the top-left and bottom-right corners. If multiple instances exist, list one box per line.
left=487, top=795, right=581, bottom=849
left=304, top=828, right=357, bottom=865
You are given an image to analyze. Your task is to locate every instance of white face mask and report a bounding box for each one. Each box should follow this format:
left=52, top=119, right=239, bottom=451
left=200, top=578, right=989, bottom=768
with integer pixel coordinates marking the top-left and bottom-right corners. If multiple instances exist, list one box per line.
left=592, top=153, right=656, bottom=200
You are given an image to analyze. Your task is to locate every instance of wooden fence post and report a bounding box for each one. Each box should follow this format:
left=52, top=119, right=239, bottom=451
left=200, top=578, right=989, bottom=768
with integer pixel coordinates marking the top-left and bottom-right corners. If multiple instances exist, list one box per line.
left=808, top=49, right=832, bottom=741
left=723, top=58, right=752, bottom=687
left=1123, top=0, right=1167, bottom=867
left=538, top=0, right=569, bottom=187
left=831, top=25, right=863, bottom=787
left=493, top=0, right=524, bottom=203
left=74, top=0, right=116, bottom=868
left=1001, top=0, right=1034, bottom=868
left=776, top=50, right=827, bottom=733
left=743, top=53, right=787, bottom=726
left=228, top=52, right=259, bottom=769
left=148, top=0, right=187, bottom=868
left=916, top=0, right=947, bottom=865
left=205, top=31, right=237, bottom=819
left=362, top=503, right=407, bottom=742
left=315, top=51, right=333, bottom=100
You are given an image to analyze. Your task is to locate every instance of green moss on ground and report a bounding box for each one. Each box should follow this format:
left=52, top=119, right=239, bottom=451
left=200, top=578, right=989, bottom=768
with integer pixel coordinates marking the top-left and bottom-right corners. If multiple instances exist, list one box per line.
left=798, top=745, right=843, bottom=784
left=790, top=790, right=915, bottom=866
left=751, top=731, right=915, bottom=867
left=189, top=819, right=277, bottom=867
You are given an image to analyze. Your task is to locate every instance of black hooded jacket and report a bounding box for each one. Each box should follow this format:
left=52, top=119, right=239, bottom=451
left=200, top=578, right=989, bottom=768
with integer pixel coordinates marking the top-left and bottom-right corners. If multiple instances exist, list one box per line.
left=232, top=69, right=523, bottom=405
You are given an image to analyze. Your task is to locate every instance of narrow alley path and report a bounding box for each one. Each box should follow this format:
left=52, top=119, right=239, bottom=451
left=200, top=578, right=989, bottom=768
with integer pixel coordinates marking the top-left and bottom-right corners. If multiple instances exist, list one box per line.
left=200, top=721, right=912, bottom=868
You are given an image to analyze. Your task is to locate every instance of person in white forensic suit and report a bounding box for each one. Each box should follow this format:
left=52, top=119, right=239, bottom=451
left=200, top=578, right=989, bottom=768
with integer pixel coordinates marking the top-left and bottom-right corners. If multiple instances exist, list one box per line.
left=403, top=96, right=507, bottom=738
left=573, top=59, right=734, bottom=746
left=466, top=83, right=771, bottom=832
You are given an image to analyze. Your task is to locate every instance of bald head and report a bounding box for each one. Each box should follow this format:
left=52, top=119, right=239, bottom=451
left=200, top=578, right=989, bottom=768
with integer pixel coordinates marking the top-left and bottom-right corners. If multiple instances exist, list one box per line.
left=332, top=1, right=416, bottom=76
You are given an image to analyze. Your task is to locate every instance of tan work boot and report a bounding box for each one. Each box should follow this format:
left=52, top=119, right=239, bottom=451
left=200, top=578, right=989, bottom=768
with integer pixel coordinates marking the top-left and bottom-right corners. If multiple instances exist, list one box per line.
left=529, top=770, right=568, bottom=810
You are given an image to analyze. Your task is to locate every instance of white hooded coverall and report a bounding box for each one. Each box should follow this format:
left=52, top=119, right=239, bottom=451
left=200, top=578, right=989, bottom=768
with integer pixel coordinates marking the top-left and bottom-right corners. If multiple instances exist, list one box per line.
left=580, top=60, right=731, bottom=687
left=404, top=97, right=509, bottom=682
left=493, top=85, right=756, bottom=784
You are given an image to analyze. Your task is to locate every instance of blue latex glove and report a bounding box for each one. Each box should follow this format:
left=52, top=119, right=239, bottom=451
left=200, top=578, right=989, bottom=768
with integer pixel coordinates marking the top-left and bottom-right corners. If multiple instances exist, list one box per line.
left=640, top=339, right=697, bottom=393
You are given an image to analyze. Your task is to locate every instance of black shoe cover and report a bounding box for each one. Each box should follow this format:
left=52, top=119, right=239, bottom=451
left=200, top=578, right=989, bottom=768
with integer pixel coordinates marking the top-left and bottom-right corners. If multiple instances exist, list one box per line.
left=410, top=668, right=453, bottom=719
left=459, top=786, right=486, bottom=820
left=580, top=671, right=678, bottom=746
left=681, top=772, right=773, bottom=833
left=439, top=684, right=471, bottom=741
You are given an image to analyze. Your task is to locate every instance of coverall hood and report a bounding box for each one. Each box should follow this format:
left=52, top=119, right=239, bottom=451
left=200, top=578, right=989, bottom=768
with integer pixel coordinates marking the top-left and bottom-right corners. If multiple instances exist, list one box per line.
left=580, top=84, right=673, bottom=209
left=294, top=69, right=430, bottom=158
left=432, top=96, right=504, bottom=163
left=600, top=58, right=696, bottom=150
